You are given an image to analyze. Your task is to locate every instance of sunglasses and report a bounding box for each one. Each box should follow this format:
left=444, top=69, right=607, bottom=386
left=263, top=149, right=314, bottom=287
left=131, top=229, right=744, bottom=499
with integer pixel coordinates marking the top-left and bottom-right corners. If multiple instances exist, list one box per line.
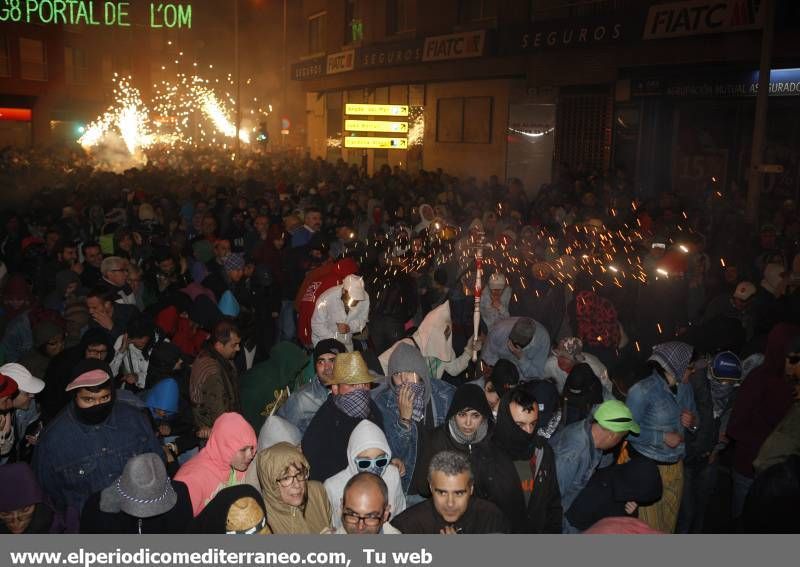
left=354, top=456, right=389, bottom=471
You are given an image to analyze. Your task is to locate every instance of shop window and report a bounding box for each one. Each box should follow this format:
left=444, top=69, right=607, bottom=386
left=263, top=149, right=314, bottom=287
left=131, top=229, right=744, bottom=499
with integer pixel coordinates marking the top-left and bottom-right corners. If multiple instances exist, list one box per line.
left=387, top=0, right=415, bottom=35
left=20, top=38, right=47, bottom=81
left=437, top=96, right=492, bottom=143
left=0, top=37, right=10, bottom=78
left=458, top=0, right=497, bottom=23
left=308, top=12, right=326, bottom=54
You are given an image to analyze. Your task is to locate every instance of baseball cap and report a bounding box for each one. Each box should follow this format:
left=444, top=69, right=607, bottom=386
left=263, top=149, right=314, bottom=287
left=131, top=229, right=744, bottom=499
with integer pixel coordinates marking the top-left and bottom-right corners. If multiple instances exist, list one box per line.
left=0, top=363, right=44, bottom=394
left=709, top=351, right=743, bottom=383
left=593, top=400, right=640, bottom=434
left=66, top=369, right=112, bottom=392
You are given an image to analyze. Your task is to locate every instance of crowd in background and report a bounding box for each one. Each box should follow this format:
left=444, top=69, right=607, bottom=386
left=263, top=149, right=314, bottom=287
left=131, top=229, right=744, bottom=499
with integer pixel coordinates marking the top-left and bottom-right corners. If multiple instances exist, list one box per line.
left=0, top=145, right=798, bottom=535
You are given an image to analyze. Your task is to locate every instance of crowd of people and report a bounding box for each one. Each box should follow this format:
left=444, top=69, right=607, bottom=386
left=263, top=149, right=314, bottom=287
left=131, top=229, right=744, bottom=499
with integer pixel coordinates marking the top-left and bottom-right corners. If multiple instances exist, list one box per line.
left=0, top=146, right=798, bottom=535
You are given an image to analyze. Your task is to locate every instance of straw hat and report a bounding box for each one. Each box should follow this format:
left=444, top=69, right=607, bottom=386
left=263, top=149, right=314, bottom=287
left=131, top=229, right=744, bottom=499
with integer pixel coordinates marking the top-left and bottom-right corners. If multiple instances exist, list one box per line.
left=226, top=497, right=271, bottom=535
left=329, top=352, right=373, bottom=386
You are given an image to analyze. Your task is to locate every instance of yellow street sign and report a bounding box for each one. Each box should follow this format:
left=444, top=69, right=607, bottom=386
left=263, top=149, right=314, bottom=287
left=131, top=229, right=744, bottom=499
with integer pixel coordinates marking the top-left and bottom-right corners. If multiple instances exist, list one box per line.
left=344, top=136, right=409, bottom=149
left=345, top=119, right=409, bottom=133
left=345, top=104, right=409, bottom=116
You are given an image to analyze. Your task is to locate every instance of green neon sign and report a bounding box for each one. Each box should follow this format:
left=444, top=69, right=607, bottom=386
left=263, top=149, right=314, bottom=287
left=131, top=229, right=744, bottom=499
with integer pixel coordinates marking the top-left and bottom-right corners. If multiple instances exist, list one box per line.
left=0, top=1, right=192, bottom=28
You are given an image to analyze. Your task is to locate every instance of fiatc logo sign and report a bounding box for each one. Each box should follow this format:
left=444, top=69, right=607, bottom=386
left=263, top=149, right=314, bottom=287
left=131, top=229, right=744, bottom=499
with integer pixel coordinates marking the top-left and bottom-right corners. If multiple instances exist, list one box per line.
left=643, top=0, right=763, bottom=39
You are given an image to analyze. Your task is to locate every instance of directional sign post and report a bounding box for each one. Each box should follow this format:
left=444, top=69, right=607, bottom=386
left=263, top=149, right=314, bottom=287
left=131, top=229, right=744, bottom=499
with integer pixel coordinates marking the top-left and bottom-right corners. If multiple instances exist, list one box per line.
left=344, top=137, right=409, bottom=149
left=345, top=120, right=409, bottom=133
left=345, top=104, right=409, bottom=117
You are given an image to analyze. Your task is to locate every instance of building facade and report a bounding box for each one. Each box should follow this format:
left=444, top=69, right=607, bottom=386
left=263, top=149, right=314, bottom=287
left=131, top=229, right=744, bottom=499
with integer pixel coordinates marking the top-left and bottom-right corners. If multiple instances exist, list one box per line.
left=289, top=0, right=800, bottom=199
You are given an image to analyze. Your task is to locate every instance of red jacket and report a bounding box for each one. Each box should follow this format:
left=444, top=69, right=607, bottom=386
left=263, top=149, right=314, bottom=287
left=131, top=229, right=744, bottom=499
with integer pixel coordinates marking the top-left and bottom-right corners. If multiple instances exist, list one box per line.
left=728, top=323, right=798, bottom=477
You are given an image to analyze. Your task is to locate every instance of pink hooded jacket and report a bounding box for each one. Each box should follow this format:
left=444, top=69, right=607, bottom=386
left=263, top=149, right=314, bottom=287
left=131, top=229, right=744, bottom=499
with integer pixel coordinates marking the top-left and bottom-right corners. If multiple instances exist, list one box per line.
left=174, top=413, right=257, bottom=516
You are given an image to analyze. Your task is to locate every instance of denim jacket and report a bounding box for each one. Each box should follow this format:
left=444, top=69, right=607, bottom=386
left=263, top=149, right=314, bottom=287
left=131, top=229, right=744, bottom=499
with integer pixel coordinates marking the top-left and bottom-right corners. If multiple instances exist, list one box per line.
left=32, top=401, right=163, bottom=512
left=552, top=416, right=613, bottom=514
left=626, top=371, right=697, bottom=463
left=276, top=376, right=329, bottom=435
left=372, top=379, right=455, bottom=494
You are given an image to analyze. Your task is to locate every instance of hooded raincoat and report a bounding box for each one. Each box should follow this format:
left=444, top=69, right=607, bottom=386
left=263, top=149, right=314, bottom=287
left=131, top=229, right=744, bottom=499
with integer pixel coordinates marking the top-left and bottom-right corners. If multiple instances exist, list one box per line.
left=255, top=442, right=331, bottom=534
left=323, top=420, right=406, bottom=528
left=174, top=413, right=257, bottom=516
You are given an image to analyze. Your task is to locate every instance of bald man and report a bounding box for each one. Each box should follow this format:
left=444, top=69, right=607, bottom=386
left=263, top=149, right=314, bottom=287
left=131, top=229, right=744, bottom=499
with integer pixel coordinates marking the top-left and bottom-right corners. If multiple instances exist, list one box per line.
left=337, top=472, right=401, bottom=534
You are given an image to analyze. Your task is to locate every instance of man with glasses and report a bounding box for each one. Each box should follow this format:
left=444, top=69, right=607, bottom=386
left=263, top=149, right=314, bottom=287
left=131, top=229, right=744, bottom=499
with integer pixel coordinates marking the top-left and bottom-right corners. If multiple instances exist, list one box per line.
left=100, top=256, right=136, bottom=305
left=277, top=339, right=345, bottom=434
left=303, top=352, right=383, bottom=482
left=336, top=472, right=401, bottom=534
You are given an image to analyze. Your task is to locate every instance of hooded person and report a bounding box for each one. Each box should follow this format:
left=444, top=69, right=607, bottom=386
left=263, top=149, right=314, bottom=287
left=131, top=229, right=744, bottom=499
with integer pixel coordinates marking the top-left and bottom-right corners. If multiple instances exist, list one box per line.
left=218, top=290, right=241, bottom=318
left=80, top=453, right=193, bottom=534
left=42, top=270, right=81, bottom=314
left=144, top=377, right=198, bottom=472
left=419, top=383, right=526, bottom=532
left=243, top=416, right=303, bottom=491
left=324, top=419, right=406, bottom=529
left=174, top=412, right=257, bottom=516
left=192, top=484, right=271, bottom=534
left=145, top=341, right=185, bottom=386
left=625, top=341, right=698, bottom=533
left=39, top=328, right=113, bottom=421
left=728, top=324, right=799, bottom=517
left=491, top=382, right=562, bottom=533
left=18, top=320, right=64, bottom=384
left=561, top=363, right=605, bottom=427
left=481, top=316, right=551, bottom=381
left=310, top=273, right=370, bottom=351
left=372, top=342, right=456, bottom=496
left=302, top=352, right=384, bottom=482
left=295, top=258, right=358, bottom=348
left=379, top=301, right=478, bottom=381
left=528, top=379, right=563, bottom=440
left=0, top=463, right=78, bottom=534
left=480, top=272, right=512, bottom=329
left=255, top=442, right=331, bottom=534
left=414, top=204, right=435, bottom=234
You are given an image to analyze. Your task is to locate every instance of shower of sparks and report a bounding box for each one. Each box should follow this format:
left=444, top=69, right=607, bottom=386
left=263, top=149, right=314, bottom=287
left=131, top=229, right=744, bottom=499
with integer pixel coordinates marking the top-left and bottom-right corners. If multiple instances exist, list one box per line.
left=80, top=51, right=269, bottom=160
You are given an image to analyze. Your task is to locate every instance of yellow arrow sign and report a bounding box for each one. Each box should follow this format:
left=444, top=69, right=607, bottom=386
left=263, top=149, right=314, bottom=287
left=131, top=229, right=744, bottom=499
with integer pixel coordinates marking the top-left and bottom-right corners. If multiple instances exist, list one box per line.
left=344, top=136, right=409, bottom=149
left=345, top=104, right=409, bottom=116
left=345, top=120, right=409, bottom=133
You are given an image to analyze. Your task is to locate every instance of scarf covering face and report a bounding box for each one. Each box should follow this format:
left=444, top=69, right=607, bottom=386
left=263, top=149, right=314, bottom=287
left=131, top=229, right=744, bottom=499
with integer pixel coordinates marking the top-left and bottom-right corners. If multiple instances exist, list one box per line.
left=408, top=382, right=426, bottom=422
left=333, top=389, right=371, bottom=419
left=492, top=394, right=538, bottom=461
left=448, top=416, right=489, bottom=446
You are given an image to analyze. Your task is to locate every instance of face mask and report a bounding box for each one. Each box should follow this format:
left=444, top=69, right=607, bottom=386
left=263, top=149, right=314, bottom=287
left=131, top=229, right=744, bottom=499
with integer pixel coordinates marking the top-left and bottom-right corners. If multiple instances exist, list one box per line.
left=75, top=401, right=113, bottom=425
left=407, top=382, right=426, bottom=422
left=334, top=389, right=372, bottom=419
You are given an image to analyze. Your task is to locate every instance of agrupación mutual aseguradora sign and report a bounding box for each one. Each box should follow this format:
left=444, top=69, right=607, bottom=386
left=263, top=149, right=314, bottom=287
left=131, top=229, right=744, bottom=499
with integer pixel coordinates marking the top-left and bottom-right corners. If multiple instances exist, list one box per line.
left=0, top=0, right=192, bottom=28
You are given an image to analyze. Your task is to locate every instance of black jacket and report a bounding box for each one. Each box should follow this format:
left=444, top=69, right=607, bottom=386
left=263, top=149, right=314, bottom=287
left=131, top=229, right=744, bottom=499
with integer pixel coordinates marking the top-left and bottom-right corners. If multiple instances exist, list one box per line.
left=392, top=497, right=509, bottom=534
left=419, top=384, right=526, bottom=532
left=79, top=480, right=193, bottom=534
left=301, top=396, right=383, bottom=482
left=492, top=386, right=563, bottom=534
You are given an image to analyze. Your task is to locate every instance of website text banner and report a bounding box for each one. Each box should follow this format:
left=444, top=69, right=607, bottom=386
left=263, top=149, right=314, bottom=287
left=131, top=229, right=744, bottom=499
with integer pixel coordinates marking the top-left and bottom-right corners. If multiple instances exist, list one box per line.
left=0, top=535, right=783, bottom=567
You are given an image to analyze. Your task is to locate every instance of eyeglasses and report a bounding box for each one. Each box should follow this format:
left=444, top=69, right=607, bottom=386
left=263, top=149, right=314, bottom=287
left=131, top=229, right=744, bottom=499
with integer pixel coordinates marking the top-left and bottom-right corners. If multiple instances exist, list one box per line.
left=226, top=515, right=267, bottom=535
left=276, top=470, right=309, bottom=487
left=86, top=347, right=108, bottom=356
left=354, top=456, right=389, bottom=471
left=342, top=510, right=384, bottom=527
